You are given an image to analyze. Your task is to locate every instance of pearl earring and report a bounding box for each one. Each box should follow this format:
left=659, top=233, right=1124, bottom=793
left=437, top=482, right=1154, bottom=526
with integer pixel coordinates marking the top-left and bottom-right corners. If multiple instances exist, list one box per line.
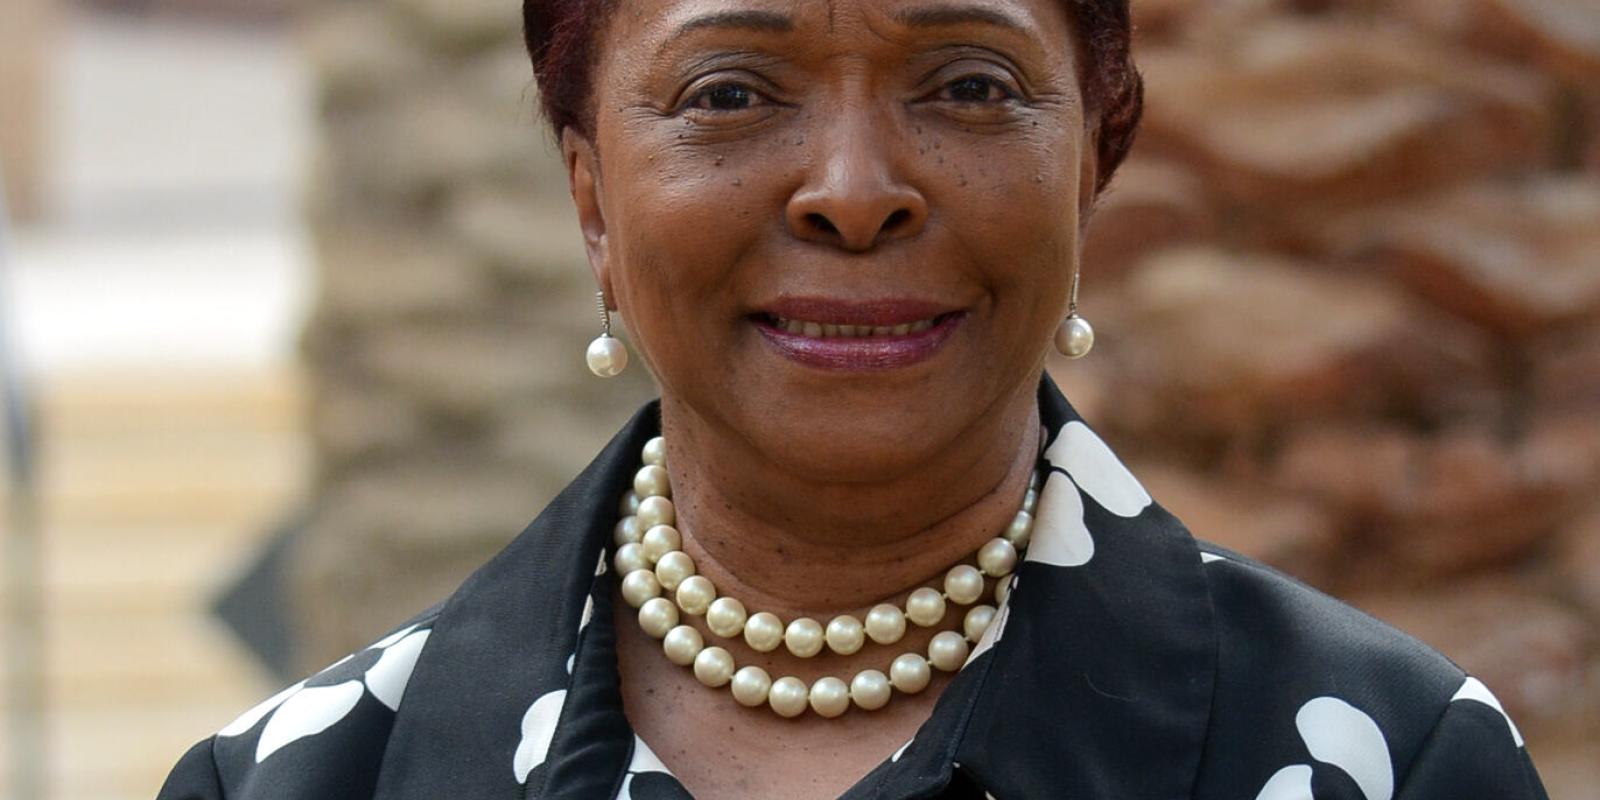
left=1054, top=268, right=1094, bottom=359
left=586, top=290, right=629, bottom=377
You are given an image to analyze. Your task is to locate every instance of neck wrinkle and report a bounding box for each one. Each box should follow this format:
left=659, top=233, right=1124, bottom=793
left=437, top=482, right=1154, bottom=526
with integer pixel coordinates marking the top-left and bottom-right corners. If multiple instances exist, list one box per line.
left=654, top=389, right=1041, bottom=619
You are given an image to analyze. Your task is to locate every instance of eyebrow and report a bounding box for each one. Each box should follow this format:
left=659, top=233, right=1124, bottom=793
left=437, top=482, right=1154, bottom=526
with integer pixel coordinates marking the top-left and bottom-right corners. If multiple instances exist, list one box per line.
left=893, top=4, right=1029, bottom=33
left=672, top=9, right=795, bottom=38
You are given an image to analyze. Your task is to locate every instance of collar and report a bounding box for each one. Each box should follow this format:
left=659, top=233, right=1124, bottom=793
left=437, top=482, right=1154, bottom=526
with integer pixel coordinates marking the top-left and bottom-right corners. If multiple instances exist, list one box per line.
left=373, top=375, right=1217, bottom=799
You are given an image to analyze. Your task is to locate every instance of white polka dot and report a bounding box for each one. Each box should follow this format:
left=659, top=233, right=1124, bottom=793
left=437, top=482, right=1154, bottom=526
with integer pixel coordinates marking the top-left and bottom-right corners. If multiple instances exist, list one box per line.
left=1254, top=764, right=1314, bottom=800
left=371, top=623, right=421, bottom=650
left=890, top=737, right=914, bottom=762
left=219, top=680, right=304, bottom=737
left=1296, top=697, right=1394, bottom=800
left=255, top=680, right=365, bottom=763
left=628, top=735, right=673, bottom=774
left=1026, top=472, right=1094, bottom=567
left=1044, top=422, right=1151, bottom=517
left=513, top=689, right=568, bottom=784
left=364, top=629, right=430, bottom=711
left=1451, top=677, right=1524, bottom=748
left=579, top=595, right=595, bottom=631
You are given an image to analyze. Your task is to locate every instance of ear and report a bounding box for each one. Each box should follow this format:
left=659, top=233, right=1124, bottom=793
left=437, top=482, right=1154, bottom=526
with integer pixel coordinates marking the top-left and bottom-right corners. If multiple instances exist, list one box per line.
left=562, top=126, right=615, bottom=306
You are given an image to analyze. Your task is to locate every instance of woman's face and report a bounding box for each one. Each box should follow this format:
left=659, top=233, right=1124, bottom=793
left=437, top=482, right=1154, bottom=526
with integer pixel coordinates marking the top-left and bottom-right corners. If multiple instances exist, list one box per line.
left=569, top=0, right=1094, bottom=479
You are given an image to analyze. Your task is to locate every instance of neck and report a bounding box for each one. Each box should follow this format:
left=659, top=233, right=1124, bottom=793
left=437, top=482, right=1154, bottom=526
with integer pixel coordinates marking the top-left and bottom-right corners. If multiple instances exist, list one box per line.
left=654, top=385, right=1041, bottom=619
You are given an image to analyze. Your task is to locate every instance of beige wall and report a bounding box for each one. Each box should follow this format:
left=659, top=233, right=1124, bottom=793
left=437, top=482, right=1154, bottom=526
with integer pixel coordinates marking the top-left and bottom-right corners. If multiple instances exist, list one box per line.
left=0, top=0, right=54, bottom=220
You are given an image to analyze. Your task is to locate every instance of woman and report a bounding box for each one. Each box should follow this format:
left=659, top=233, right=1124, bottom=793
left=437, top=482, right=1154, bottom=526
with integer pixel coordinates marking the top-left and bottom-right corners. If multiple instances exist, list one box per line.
left=158, top=1, right=1549, bottom=798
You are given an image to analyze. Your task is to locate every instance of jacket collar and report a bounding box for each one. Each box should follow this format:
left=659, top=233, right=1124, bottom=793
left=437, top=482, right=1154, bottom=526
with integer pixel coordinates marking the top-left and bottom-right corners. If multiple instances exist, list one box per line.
left=374, top=375, right=1216, bottom=799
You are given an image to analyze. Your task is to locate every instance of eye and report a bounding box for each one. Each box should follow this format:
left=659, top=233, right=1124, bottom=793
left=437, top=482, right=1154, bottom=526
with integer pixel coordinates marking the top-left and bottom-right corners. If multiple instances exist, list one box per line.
left=936, top=74, right=1016, bottom=104
left=685, top=81, right=767, bottom=113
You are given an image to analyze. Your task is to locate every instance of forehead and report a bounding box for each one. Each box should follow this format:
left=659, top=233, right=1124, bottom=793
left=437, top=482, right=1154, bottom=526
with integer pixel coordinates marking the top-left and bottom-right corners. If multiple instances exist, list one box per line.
left=600, top=0, right=1075, bottom=67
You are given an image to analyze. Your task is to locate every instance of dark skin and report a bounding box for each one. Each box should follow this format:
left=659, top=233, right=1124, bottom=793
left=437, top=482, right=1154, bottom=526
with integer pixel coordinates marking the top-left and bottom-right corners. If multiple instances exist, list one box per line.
left=562, top=1, right=1098, bottom=796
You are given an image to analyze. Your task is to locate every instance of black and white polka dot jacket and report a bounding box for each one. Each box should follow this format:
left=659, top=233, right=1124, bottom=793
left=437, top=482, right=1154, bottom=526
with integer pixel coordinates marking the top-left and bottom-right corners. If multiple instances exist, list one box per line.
left=158, top=378, right=1549, bottom=799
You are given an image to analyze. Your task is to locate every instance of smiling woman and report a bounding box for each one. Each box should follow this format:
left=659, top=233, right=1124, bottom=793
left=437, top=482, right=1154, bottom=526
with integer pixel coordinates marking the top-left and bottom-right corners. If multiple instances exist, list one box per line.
left=157, top=2, right=1551, bottom=799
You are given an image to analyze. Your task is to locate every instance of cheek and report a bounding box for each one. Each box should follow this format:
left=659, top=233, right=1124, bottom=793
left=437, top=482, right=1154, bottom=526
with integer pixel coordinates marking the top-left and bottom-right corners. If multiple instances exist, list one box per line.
left=913, top=126, right=1082, bottom=298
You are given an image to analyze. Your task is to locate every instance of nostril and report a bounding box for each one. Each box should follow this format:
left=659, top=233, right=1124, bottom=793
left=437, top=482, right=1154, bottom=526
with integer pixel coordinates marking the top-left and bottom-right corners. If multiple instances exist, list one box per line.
left=882, top=208, right=911, bottom=232
left=805, top=213, right=837, bottom=235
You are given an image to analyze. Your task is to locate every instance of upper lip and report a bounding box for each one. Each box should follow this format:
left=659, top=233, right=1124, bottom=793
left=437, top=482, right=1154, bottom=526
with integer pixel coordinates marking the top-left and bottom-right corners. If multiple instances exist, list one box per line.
left=757, top=297, right=963, bottom=327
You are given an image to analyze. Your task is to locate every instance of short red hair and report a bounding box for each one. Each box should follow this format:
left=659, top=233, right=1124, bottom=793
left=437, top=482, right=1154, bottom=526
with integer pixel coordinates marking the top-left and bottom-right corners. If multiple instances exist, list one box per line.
left=523, top=0, right=1142, bottom=194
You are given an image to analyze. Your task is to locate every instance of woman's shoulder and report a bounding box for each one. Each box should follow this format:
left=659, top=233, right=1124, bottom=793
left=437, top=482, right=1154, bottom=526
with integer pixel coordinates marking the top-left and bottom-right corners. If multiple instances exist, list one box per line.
left=1191, top=542, right=1546, bottom=799
left=156, top=604, right=444, bottom=800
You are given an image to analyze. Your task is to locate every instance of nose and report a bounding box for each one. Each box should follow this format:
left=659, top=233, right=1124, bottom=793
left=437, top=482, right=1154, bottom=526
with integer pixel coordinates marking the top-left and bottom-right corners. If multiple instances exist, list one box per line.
left=784, top=114, right=928, bottom=252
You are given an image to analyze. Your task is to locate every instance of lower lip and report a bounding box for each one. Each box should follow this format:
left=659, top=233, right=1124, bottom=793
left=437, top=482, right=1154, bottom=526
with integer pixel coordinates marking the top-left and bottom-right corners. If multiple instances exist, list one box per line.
left=752, top=313, right=966, bottom=371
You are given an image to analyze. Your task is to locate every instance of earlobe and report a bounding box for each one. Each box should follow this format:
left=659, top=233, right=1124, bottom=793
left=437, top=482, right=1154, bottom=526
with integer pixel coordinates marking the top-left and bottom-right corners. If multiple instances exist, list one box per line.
left=561, top=127, right=614, bottom=302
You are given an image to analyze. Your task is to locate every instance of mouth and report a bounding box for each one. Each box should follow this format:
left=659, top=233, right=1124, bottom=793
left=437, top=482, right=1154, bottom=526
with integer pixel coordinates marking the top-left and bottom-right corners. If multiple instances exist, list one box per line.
left=749, top=300, right=967, bottom=371
left=757, top=312, right=955, bottom=339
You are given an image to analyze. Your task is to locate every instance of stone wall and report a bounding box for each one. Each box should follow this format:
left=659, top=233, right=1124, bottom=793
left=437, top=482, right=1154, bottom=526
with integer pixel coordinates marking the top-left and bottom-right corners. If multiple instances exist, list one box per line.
left=1066, top=1, right=1600, bottom=789
left=296, top=0, right=1598, bottom=791
left=291, top=0, right=654, bottom=661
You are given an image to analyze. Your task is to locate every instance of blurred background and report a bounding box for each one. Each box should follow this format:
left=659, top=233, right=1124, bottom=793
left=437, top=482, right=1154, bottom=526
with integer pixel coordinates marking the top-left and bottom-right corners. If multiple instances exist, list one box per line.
left=0, top=0, right=1595, bottom=798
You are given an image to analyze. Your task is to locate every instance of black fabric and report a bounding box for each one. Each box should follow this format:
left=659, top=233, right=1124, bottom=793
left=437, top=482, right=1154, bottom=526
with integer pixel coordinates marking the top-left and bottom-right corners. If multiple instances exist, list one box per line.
left=157, top=377, right=1548, bottom=800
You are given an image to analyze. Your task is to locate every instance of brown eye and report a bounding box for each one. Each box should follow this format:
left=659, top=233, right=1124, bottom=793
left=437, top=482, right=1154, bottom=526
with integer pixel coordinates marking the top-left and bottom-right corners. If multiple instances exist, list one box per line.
left=688, top=82, right=764, bottom=112
left=940, top=75, right=1014, bottom=104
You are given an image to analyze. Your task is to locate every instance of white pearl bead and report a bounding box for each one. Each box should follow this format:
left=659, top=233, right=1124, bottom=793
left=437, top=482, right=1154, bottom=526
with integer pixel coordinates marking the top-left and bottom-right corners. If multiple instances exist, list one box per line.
left=1055, top=314, right=1094, bottom=359
left=1030, top=470, right=1042, bottom=490
left=768, top=677, right=810, bottom=718
left=995, top=575, right=1012, bottom=605
left=613, top=543, right=648, bottom=575
left=964, top=604, right=996, bottom=642
left=808, top=677, right=850, bottom=719
left=663, top=625, right=704, bottom=666
left=636, top=495, right=675, bottom=529
left=928, top=631, right=970, bottom=672
left=824, top=615, right=865, bottom=655
left=642, top=436, right=667, bottom=467
left=675, top=575, right=716, bottom=616
left=620, top=569, right=661, bottom=608
left=889, top=653, right=931, bottom=694
left=633, top=465, right=671, bottom=499
left=1004, top=510, right=1033, bottom=548
left=849, top=669, right=891, bottom=711
left=640, top=524, right=681, bottom=563
left=637, top=597, right=679, bottom=639
left=613, top=515, right=641, bottom=547
left=618, top=490, right=641, bottom=517
left=587, top=335, right=629, bottom=377
left=743, top=612, right=784, bottom=653
left=943, top=564, right=985, bottom=606
left=906, top=587, right=946, bottom=627
left=693, top=646, right=735, bottom=688
left=653, top=551, right=696, bottom=591
left=1022, top=488, right=1038, bottom=514
left=977, top=537, right=1018, bottom=577
left=705, top=597, right=748, bottom=638
left=730, top=665, right=773, bottom=707
left=784, top=617, right=824, bottom=658
left=865, top=604, right=907, bottom=645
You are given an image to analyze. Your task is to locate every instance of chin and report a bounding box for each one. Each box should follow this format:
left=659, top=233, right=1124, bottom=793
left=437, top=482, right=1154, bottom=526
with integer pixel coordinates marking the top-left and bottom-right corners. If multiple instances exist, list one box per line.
left=728, top=382, right=986, bottom=483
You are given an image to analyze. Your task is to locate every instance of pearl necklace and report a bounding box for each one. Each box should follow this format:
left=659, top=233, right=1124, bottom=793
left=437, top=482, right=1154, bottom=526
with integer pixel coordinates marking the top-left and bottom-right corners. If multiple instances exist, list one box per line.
left=610, top=435, right=1038, bottom=719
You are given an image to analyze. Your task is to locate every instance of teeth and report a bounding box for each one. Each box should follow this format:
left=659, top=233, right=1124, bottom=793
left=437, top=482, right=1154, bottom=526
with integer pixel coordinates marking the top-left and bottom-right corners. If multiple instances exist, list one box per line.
left=770, top=315, right=943, bottom=339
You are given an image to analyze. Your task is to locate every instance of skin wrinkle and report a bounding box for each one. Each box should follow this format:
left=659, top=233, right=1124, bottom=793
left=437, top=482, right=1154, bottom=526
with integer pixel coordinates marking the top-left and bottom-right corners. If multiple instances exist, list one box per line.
left=561, top=2, right=1097, bottom=797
